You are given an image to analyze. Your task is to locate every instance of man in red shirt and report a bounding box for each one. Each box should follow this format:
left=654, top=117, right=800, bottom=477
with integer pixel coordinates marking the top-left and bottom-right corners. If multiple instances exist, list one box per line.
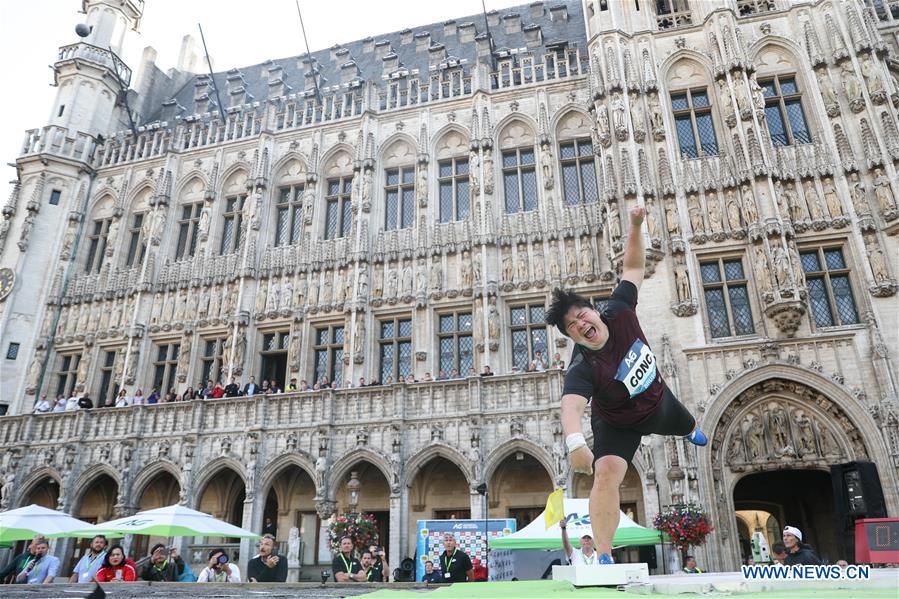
left=546, top=206, right=706, bottom=565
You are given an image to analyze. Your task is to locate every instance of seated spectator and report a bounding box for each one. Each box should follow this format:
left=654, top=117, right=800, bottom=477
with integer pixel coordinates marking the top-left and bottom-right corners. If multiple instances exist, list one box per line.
left=210, top=381, right=225, bottom=399
left=260, top=380, right=271, bottom=394
left=358, top=377, right=367, bottom=388
left=437, top=370, right=447, bottom=380
left=77, top=393, right=94, bottom=409
left=224, top=377, right=240, bottom=397
left=52, top=395, right=67, bottom=412
left=199, top=380, right=215, bottom=399
left=319, top=377, right=331, bottom=389
left=466, top=367, right=477, bottom=377
left=65, top=392, right=80, bottom=411
left=132, top=389, right=145, bottom=405
left=140, top=543, right=185, bottom=581
left=181, top=386, right=196, bottom=402
left=14, top=538, right=59, bottom=584
left=287, top=378, right=298, bottom=391
left=94, top=545, right=137, bottom=582
left=534, top=351, right=547, bottom=371
left=422, top=560, right=442, bottom=583
left=197, top=548, right=241, bottom=583
left=162, top=390, right=176, bottom=402
left=33, top=395, right=51, bottom=414
left=404, top=374, right=416, bottom=384
left=450, top=368, right=460, bottom=379
left=299, top=379, right=309, bottom=392
left=422, top=372, right=433, bottom=382
left=384, top=375, right=394, bottom=385
left=270, top=380, right=282, bottom=394
left=242, top=376, right=259, bottom=396
left=312, top=382, right=321, bottom=391
left=146, top=388, right=160, bottom=404
left=480, top=365, right=494, bottom=376
left=248, top=535, right=287, bottom=583
left=368, top=378, right=381, bottom=386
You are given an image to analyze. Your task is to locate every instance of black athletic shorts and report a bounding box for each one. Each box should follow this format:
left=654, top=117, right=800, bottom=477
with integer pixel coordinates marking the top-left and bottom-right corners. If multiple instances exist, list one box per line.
left=591, top=390, right=695, bottom=464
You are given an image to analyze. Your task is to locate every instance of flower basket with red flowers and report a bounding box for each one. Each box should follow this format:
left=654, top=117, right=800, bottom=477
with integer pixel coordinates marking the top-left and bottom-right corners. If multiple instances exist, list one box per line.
left=328, top=512, right=380, bottom=553
left=653, top=502, right=714, bottom=556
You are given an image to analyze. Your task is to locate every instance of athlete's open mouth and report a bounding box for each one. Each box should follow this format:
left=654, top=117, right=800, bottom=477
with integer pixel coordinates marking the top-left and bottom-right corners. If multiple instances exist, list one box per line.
left=583, top=326, right=596, bottom=340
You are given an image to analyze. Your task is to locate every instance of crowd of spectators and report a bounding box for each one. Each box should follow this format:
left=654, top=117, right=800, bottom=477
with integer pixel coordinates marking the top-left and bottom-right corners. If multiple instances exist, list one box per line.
left=31, top=352, right=567, bottom=415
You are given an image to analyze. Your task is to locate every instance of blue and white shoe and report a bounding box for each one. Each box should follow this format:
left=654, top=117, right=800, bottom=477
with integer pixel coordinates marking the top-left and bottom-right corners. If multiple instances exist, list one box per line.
left=598, top=553, right=615, bottom=565
left=685, top=428, right=708, bottom=446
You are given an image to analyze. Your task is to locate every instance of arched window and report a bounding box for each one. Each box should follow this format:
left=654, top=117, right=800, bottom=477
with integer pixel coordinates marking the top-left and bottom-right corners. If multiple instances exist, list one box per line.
left=754, top=45, right=814, bottom=147
left=434, top=129, right=470, bottom=222
left=555, top=111, right=599, bottom=205
left=381, top=139, right=417, bottom=230
left=219, top=170, right=248, bottom=255
left=273, top=159, right=305, bottom=246
left=174, top=177, right=205, bottom=260
left=83, top=195, right=115, bottom=274
left=322, top=150, right=355, bottom=240
left=498, top=120, right=538, bottom=213
left=666, top=58, right=719, bottom=159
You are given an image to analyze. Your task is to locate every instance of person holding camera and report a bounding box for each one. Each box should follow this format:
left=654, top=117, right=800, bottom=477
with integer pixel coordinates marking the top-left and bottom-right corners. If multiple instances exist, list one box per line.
left=197, top=548, right=241, bottom=582
left=140, top=543, right=185, bottom=582
left=368, top=544, right=390, bottom=582
left=248, top=534, right=287, bottom=582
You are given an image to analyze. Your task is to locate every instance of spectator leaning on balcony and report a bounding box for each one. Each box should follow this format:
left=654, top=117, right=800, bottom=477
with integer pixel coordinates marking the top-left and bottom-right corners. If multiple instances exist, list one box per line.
left=248, top=534, right=287, bottom=582
left=140, top=544, right=185, bottom=582
left=65, top=391, right=80, bottom=411
left=331, top=536, right=362, bottom=582
left=243, top=376, right=259, bottom=396
left=33, top=394, right=51, bottom=414
left=146, top=387, right=160, bottom=404
left=94, top=545, right=137, bottom=582
left=132, top=389, right=145, bottom=405
left=0, top=535, right=42, bottom=583
left=52, top=394, right=67, bottom=412
left=15, top=538, right=59, bottom=584
left=782, top=526, right=821, bottom=566
left=69, top=535, right=107, bottom=583
left=77, top=393, right=94, bottom=410
left=114, top=388, right=130, bottom=407
left=224, top=377, right=240, bottom=397
left=197, top=548, right=241, bottom=583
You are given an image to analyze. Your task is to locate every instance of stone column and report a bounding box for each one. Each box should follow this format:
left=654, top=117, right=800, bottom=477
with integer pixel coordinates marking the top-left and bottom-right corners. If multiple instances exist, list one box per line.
left=238, top=493, right=261, bottom=578
left=388, top=492, right=402, bottom=575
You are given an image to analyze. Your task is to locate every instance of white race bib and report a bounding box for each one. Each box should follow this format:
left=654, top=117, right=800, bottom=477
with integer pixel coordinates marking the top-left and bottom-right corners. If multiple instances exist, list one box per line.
left=615, top=339, right=657, bottom=397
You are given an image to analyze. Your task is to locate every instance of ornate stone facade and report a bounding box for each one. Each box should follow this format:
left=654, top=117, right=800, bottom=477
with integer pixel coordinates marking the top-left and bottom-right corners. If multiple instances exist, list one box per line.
left=1, top=0, right=898, bottom=574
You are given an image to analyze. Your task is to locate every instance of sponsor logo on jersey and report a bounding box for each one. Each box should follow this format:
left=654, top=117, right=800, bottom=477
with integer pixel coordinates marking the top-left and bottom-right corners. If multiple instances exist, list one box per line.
left=615, top=339, right=657, bottom=397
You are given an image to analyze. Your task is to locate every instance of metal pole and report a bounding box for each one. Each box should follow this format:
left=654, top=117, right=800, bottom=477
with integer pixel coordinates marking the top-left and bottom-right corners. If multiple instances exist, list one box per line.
left=197, top=23, right=227, bottom=122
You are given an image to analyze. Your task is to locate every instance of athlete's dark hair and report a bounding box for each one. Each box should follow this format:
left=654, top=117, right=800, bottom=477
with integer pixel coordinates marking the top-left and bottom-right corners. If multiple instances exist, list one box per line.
left=545, top=288, right=595, bottom=337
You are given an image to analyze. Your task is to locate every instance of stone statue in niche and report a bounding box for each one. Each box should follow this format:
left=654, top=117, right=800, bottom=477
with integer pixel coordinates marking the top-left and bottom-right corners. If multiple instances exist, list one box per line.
left=725, top=189, right=742, bottom=230
left=197, top=205, right=210, bottom=238
left=516, top=245, right=529, bottom=284
left=772, top=245, right=791, bottom=288
left=706, top=193, right=724, bottom=233
left=645, top=202, right=660, bottom=240
left=469, top=149, right=480, bottom=196
left=674, top=256, right=691, bottom=302
left=487, top=296, right=500, bottom=342
left=333, top=269, right=345, bottom=305
left=817, top=71, right=837, bottom=108
left=861, top=55, right=884, bottom=95
left=579, top=237, right=594, bottom=274
left=502, top=249, right=514, bottom=283
left=849, top=172, right=870, bottom=215
left=565, top=240, right=577, bottom=275
left=320, top=273, right=333, bottom=306
left=607, top=201, right=622, bottom=241
left=665, top=200, right=679, bottom=235
left=417, top=163, right=428, bottom=207
left=792, top=410, right=817, bottom=456
left=174, top=292, right=187, bottom=322
left=746, top=416, right=765, bottom=460
left=784, top=182, right=805, bottom=221
left=401, top=261, right=414, bottom=298
left=821, top=177, right=842, bottom=217
left=416, top=259, right=427, bottom=295
left=611, top=93, right=627, bottom=138
left=362, top=170, right=373, bottom=212
left=540, top=143, right=554, bottom=190
left=385, top=264, right=398, bottom=299
left=755, top=245, right=773, bottom=295
left=308, top=275, right=320, bottom=307
left=596, top=104, right=611, bottom=142
left=373, top=263, right=384, bottom=298
left=429, top=256, right=443, bottom=293
left=533, top=243, right=545, bottom=281
left=873, top=168, right=897, bottom=214
left=460, top=251, right=472, bottom=289
left=841, top=61, right=863, bottom=107
left=788, top=244, right=805, bottom=288
left=865, top=235, right=889, bottom=284
left=717, top=79, right=734, bottom=119
left=687, top=194, right=704, bottom=234
left=648, top=92, right=664, bottom=135
left=357, top=268, right=369, bottom=298
left=105, top=218, right=119, bottom=255
left=472, top=250, right=482, bottom=287
left=549, top=245, right=561, bottom=279
left=804, top=180, right=824, bottom=221
left=281, top=278, right=293, bottom=310
left=255, top=283, right=267, bottom=314
left=739, top=185, right=758, bottom=224
left=482, top=148, right=494, bottom=194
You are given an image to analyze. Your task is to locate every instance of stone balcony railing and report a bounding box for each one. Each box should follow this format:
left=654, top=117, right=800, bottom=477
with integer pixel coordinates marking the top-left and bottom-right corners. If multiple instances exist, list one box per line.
left=57, top=42, right=133, bottom=87
left=20, top=126, right=98, bottom=165
left=0, top=371, right=563, bottom=449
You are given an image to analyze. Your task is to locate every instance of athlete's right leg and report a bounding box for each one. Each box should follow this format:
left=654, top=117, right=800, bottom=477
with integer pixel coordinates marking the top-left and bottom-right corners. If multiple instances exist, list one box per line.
left=590, top=455, right=628, bottom=558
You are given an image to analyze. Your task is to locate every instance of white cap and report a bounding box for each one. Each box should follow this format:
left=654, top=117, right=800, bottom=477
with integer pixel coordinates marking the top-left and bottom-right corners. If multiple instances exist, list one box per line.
left=783, top=526, right=803, bottom=541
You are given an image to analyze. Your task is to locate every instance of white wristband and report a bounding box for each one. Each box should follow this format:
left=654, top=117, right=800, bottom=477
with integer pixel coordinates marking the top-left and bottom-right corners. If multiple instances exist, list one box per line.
left=565, top=433, right=587, bottom=454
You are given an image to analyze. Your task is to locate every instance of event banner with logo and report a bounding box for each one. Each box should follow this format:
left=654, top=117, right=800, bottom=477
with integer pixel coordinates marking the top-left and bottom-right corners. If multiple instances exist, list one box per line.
left=415, top=518, right=516, bottom=582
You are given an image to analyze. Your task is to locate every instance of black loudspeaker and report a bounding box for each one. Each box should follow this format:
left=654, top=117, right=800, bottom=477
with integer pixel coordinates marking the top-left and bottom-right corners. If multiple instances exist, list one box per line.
left=638, top=545, right=658, bottom=570
left=830, top=461, right=887, bottom=559
left=393, top=558, right=416, bottom=582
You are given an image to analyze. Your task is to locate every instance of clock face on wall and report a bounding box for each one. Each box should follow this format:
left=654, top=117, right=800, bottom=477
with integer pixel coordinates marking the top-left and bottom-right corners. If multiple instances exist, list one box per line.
left=0, top=268, right=14, bottom=302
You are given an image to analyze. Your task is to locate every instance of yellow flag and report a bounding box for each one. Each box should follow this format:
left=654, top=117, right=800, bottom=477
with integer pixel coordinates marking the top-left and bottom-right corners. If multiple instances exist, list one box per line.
left=544, top=487, right=565, bottom=529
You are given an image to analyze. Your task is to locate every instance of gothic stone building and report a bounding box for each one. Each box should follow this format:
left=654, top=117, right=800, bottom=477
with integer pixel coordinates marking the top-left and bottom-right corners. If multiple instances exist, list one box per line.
left=0, top=0, right=898, bottom=576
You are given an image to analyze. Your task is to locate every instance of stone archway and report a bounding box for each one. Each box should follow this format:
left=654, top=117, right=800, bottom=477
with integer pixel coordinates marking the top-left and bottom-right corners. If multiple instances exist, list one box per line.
left=132, top=470, right=181, bottom=560
left=488, top=450, right=553, bottom=531
left=261, top=463, right=317, bottom=565
left=706, top=376, right=878, bottom=569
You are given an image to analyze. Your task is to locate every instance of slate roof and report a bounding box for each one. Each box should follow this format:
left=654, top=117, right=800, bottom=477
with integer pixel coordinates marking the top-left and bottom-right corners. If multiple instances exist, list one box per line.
left=149, top=0, right=586, bottom=122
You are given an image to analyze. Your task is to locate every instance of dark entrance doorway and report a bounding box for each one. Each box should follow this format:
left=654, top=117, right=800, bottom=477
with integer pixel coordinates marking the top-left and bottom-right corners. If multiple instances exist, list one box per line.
left=733, top=469, right=837, bottom=563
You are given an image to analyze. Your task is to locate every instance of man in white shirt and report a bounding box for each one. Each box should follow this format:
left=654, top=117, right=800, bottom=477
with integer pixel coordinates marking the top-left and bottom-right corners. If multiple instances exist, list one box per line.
left=65, top=394, right=80, bottom=411
left=69, top=535, right=107, bottom=583
left=33, top=395, right=51, bottom=414
left=560, top=518, right=599, bottom=565
left=197, top=548, right=241, bottom=582
left=52, top=396, right=67, bottom=413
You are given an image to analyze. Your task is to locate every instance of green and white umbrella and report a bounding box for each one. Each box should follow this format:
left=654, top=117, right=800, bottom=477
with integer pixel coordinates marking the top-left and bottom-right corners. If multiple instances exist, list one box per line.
left=73, top=504, right=260, bottom=539
left=0, top=504, right=97, bottom=543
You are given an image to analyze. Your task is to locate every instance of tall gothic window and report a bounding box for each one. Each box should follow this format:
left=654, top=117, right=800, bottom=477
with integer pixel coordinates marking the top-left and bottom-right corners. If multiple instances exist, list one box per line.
left=379, top=316, right=413, bottom=383
left=84, top=218, right=111, bottom=273
left=801, top=246, right=859, bottom=327
left=510, top=303, right=548, bottom=370
left=175, top=203, right=203, bottom=259
left=671, top=89, right=718, bottom=159
left=199, top=337, right=226, bottom=386
left=324, top=178, right=353, bottom=240
left=656, top=0, right=692, bottom=30
left=124, top=213, right=146, bottom=267
left=313, top=325, right=344, bottom=385
left=97, top=349, right=118, bottom=406
left=760, top=76, right=812, bottom=146
left=700, top=257, right=754, bottom=338
left=219, top=194, right=246, bottom=255
left=275, top=184, right=305, bottom=245
left=559, top=139, right=599, bottom=205
left=438, top=312, right=474, bottom=375
left=153, top=343, right=180, bottom=393
left=502, top=148, right=538, bottom=213
left=438, top=158, right=470, bottom=222
left=384, top=167, right=415, bottom=230
left=55, top=352, right=81, bottom=398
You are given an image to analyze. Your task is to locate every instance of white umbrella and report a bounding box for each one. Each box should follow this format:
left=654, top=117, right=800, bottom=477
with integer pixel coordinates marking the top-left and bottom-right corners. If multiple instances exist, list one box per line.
left=0, top=504, right=97, bottom=542
left=73, top=504, right=259, bottom=538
